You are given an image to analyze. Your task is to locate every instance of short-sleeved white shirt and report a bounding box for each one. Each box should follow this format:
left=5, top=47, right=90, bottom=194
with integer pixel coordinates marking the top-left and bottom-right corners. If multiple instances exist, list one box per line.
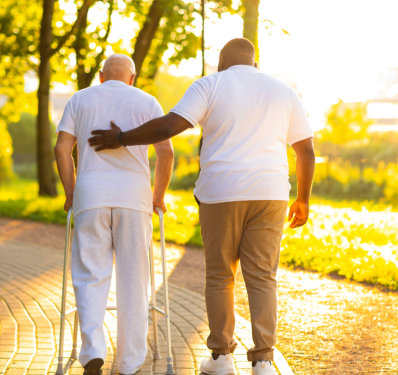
left=170, top=65, right=313, bottom=203
left=57, top=80, right=163, bottom=217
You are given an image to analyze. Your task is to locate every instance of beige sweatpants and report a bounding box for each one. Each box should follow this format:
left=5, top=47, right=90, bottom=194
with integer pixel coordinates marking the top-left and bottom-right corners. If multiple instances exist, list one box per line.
left=199, top=200, right=288, bottom=362
left=71, top=207, right=152, bottom=374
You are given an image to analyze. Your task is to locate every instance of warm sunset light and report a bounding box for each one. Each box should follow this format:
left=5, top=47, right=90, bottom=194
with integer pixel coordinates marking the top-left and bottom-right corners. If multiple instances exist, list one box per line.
left=1, top=1, right=397, bottom=374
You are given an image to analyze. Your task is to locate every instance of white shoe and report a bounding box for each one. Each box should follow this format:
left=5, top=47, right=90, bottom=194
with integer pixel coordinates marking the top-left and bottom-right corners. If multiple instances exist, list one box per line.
left=252, top=361, right=275, bottom=375
left=200, top=353, right=236, bottom=375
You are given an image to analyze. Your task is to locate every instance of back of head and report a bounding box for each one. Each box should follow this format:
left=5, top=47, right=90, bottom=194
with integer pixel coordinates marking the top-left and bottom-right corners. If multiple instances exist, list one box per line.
left=100, top=54, right=136, bottom=85
left=218, top=38, right=256, bottom=71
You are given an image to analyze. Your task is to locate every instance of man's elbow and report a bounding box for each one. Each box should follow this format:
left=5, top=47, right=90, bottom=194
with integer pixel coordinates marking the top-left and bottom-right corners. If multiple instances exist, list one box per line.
left=54, top=143, right=70, bottom=159
left=306, top=147, right=316, bottom=162
left=295, top=141, right=316, bottom=163
left=165, top=145, right=174, bottom=159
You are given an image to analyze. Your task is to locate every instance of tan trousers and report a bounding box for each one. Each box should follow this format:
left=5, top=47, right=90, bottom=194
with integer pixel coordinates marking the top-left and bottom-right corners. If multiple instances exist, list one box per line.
left=199, top=200, right=288, bottom=362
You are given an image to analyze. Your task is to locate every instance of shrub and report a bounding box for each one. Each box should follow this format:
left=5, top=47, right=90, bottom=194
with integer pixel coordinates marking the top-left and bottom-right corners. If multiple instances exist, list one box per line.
left=8, top=112, right=56, bottom=178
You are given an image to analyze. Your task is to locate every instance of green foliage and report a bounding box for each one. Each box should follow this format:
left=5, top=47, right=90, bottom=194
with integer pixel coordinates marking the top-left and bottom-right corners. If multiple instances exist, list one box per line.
left=2, top=178, right=398, bottom=290
left=8, top=113, right=36, bottom=163
left=313, top=99, right=398, bottom=203
left=0, top=179, right=65, bottom=223
left=0, top=0, right=39, bottom=119
left=149, top=127, right=200, bottom=190
left=312, top=176, right=385, bottom=202
left=7, top=112, right=57, bottom=178
left=0, top=178, right=202, bottom=243
left=0, top=119, right=13, bottom=183
left=135, top=0, right=202, bottom=87
left=319, top=100, right=373, bottom=145
left=154, top=72, right=196, bottom=113
left=281, top=203, right=398, bottom=290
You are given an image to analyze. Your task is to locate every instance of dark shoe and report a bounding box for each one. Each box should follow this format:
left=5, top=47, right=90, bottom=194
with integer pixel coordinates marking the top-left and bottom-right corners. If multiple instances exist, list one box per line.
left=83, top=358, right=104, bottom=375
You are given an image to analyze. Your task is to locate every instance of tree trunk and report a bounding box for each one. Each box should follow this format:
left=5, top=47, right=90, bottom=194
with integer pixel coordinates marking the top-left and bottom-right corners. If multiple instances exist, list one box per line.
left=37, top=0, right=57, bottom=196
left=242, top=0, right=260, bottom=61
left=74, top=5, right=92, bottom=91
left=132, top=0, right=166, bottom=80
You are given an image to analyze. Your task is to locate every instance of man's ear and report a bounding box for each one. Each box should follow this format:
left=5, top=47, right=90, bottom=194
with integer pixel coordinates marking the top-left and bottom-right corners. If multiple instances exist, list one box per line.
left=129, top=74, right=136, bottom=86
left=218, top=54, right=225, bottom=72
left=99, top=70, right=104, bottom=83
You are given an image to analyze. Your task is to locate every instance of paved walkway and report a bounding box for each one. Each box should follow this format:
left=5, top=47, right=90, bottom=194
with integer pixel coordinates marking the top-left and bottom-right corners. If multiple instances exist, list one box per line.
left=0, top=235, right=290, bottom=375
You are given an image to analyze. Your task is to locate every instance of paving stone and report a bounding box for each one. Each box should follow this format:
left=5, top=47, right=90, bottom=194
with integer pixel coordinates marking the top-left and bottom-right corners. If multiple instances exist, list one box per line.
left=0, top=239, right=287, bottom=375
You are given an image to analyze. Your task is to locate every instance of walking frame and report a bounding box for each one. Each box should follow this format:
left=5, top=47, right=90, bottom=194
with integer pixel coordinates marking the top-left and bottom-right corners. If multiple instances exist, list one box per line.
left=56, top=208, right=175, bottom=375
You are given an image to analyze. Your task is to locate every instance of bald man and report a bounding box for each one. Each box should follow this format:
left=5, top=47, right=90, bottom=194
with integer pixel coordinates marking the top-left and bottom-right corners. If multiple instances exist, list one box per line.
left=54, top=54, right=174, bottom=375
left=88, top=39, right=315, bottom=375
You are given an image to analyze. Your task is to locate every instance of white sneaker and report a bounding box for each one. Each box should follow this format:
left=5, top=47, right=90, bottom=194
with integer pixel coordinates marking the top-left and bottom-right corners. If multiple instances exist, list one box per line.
left=200, top=353, right=236, bottom=375
left=252, top=361, right=275, bottom=375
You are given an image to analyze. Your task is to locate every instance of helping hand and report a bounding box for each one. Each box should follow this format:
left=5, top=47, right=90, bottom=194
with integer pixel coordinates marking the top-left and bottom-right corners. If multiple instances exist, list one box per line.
left=88, top=121, right=122, bottom=151
left=288, top=199, right=309, bottom=228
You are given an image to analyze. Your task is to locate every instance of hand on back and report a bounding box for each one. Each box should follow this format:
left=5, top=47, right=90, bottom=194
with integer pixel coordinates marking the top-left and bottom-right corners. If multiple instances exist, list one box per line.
left=88, top=121, right=122, bottom=151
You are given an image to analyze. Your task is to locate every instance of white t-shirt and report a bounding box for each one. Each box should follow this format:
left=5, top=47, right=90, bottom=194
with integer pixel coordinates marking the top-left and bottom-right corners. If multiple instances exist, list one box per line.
left=171, top=65, right=313, bottom=203
left=57, top=80, right=163, bottom=217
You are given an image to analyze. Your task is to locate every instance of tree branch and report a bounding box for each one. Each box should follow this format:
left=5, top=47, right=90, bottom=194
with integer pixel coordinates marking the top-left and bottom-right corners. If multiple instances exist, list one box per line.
left=89, top=0, right=114, bottom=79
left=50, top=0, right=94, bottom=57
left=101, top=0, right=114, bottom=43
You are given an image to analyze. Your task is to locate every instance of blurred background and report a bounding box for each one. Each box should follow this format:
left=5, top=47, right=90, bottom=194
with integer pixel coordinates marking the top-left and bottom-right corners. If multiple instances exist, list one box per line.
left=1, top=0, right=398, bottom=288
left=1, top=1, right=398, bottom=373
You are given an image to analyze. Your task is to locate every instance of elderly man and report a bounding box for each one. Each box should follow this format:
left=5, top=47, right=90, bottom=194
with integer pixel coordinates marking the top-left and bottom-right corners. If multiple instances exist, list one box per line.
left=54, top=54, right=174, bottom=375
left=88, top=39, right=315, bottom=375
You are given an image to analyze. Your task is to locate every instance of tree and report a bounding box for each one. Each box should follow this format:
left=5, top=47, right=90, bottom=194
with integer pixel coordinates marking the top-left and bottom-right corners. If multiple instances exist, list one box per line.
left=0, top=0, right=40, bottom=183
left=318, top=100, right=373, bottom=180
left=132, top=0, right=202, bottom=86
left=242, top=0, right=260, bottom=60
left=37, top=0, right=93, bottom=196
left=70, top=0, right=114, bottom=90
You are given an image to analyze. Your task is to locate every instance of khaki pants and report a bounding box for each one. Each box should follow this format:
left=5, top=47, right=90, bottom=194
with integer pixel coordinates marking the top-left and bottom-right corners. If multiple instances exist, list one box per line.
left=199, top=200, right=288, bottom=362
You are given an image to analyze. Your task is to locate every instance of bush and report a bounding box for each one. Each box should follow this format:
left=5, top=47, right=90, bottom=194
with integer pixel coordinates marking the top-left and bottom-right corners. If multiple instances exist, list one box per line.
left=8, top=112, right=36, bottom=164
left=13, top=163, right=37, bottom=180
left=8, top=112, right=56, bottom=178
left=312, top=176, right=385, bottom=201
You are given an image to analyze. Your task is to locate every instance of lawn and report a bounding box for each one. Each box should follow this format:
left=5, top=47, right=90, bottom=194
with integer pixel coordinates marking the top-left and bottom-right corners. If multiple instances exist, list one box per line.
left=1, top=178, right=397, bottom=290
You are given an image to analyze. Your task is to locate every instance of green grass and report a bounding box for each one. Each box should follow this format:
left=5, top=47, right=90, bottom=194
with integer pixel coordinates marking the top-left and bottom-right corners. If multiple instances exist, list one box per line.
left=0, top=178, right=201, bottom=244
left=0, top=179, right=66, bottom=224
left=281, top=203, right=398, bottom=290
left=1, top=178, right=398, bottom=290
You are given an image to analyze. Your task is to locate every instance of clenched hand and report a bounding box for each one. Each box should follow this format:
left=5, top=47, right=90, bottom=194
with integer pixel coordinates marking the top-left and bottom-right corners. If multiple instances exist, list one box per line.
left=88, top=121, right=122, bottom=151
left=288, top=200, right=309, bottom=228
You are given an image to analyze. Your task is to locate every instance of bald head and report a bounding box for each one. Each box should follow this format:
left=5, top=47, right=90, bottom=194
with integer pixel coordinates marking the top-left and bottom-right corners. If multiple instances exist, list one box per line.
left=100, top=54, right=136, bottom=85
left=218, top=38, right=256, bottom=72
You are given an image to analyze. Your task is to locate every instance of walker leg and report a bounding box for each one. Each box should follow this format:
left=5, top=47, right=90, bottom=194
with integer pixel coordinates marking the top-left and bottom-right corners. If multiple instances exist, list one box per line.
left=149, top=241, right=161, bottom=360
left=71, top=310, right=79, bottom=361
left=56, top=209, right=73, bottom=375
left=158, top=211, right=175, bottom=375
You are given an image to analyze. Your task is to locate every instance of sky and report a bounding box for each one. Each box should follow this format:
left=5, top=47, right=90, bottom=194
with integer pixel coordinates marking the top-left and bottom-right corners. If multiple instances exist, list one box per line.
left=168, top=0, right=398, bottom=129
left=60, top=0, right=398, bottom=130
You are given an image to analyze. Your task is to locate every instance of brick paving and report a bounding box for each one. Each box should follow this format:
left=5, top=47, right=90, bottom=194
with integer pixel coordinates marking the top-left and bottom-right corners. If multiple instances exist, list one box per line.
left=0, top=236, right=287, bottom=375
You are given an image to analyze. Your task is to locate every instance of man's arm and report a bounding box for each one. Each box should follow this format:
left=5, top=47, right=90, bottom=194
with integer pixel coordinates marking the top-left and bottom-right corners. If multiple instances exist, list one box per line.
left=88, top=113, right=191, bottom=151
left=152, top=139, right=174, bottom=214
left=288, top=137, right=315, bottom=228
left=54, top=131, right=77, bottom=212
